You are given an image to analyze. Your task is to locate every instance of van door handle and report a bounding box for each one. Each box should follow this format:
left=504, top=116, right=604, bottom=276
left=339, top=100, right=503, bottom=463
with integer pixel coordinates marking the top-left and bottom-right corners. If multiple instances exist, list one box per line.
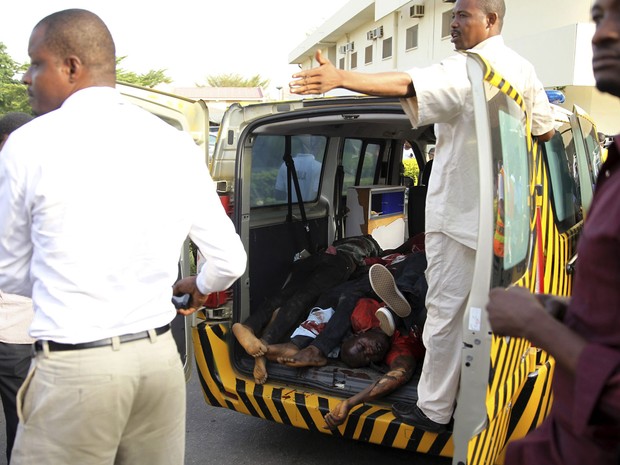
left=566, top=253, right=578, bottom=275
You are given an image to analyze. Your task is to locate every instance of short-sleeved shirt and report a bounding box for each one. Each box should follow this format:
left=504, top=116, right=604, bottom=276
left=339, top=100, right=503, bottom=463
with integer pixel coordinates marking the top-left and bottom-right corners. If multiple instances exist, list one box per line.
left=400, top=36, right=554, bottom=249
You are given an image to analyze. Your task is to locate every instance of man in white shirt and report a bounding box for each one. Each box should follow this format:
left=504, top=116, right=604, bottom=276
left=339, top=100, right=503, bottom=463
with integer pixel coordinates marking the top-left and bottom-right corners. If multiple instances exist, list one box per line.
left=0, top=9, right=246, bottom=464
left=289, top=0, right=554, bottom=433
left=0, top=112, right=35, bottom=463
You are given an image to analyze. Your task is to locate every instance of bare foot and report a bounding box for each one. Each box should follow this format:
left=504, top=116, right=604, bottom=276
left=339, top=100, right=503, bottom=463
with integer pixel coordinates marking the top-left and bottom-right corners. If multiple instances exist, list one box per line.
left=254, top=356, right=268, bottom=384
left=266, top=342, right=299, bottom=363
left=278, top=345, right=327, bottom=367
left=232, top=323, right=267, bottom=357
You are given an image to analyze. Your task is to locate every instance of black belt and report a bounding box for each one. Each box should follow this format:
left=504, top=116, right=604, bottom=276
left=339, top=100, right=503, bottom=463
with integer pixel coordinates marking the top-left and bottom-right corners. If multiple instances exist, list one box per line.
left=34, top=324, right=171, bottom=352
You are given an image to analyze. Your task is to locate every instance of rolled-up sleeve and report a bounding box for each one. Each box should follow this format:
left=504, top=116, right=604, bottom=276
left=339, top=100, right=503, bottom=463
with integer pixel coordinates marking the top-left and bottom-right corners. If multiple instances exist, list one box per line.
left=186, top=154, right=246, bottom=295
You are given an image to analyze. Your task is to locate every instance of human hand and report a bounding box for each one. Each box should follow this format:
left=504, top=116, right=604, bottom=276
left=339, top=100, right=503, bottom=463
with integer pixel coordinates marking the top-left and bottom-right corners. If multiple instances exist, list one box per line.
left=172, top=276, right=208, bottom=316
left=289, top=50, right=341, bottom=95
left=324, top=400, right=351, bottom=429
left=486, top=286, right=547, bottom=339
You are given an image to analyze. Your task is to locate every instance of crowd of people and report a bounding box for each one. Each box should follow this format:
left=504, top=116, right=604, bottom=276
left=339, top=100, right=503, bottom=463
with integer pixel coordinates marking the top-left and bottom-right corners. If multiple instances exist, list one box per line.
left=0, top=0, right=618, bottom=463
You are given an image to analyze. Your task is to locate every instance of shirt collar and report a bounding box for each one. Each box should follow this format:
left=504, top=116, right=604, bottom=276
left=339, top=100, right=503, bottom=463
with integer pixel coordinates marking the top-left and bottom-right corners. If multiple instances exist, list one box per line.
left=470, top=35, right=505, bottom=53
left=60, top=86, right=123, bottom=110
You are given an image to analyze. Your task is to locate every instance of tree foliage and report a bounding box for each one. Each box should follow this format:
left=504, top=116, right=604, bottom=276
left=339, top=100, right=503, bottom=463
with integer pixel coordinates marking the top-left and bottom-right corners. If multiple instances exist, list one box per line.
left=0, top=42, right=31, bottom=115
left=200, top=73, right=270, bottom=88
left=115, top=56, right=172, bottom=88
left=0, top=47, right=174, bottom=115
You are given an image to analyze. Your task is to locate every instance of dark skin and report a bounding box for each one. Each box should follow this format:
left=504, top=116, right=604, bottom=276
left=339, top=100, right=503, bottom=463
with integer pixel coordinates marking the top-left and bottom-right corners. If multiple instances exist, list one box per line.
left=271, top=328, right=417, bottom=429
left=325, top=329, right=415, bottom=429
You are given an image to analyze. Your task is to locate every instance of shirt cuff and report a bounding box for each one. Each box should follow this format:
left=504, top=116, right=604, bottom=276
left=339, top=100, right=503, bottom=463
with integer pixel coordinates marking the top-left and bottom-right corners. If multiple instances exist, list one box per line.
left=573, top=343, right=620, bottom=433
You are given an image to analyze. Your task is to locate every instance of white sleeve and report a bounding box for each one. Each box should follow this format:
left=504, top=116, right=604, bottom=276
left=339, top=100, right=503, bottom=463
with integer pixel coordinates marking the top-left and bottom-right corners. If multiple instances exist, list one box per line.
left=186, top=154, right=247, bottom=295
left=0, top=141, right=34, bottom=297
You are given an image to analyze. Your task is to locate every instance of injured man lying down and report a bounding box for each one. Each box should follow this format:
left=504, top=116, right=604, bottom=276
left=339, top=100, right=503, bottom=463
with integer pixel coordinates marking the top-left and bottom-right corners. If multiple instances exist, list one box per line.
left=232, top=235, right=427, bottom=428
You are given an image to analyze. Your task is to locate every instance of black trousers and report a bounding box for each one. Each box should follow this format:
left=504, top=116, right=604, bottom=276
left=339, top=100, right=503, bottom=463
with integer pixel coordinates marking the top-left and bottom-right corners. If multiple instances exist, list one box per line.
left=0, top=342, right=33, bottom=463
left=291, top=251, right=428, bottom=356
left=243, top=252, right=356, bottom=345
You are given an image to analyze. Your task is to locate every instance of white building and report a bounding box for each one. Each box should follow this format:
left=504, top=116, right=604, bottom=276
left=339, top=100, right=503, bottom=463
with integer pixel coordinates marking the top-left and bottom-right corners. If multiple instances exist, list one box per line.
left=289, top=0, right=619, bottom=135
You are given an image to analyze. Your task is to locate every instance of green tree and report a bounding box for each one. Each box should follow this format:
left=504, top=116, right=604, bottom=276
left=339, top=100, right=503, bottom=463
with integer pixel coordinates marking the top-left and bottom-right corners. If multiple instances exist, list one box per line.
left=199, top=73, right=270, bottom=88
left=0, top=42, right=31, bottom=114
left=115, top=56, right=172, bottom=88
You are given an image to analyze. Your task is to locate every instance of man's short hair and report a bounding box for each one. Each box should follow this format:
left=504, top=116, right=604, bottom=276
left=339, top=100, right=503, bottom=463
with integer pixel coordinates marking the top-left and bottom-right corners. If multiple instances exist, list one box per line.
left=35, top=9, right=116, bottom=79
left=478, top=0, right=506, bottom=29
left=0, top=112, right=34, bottom=137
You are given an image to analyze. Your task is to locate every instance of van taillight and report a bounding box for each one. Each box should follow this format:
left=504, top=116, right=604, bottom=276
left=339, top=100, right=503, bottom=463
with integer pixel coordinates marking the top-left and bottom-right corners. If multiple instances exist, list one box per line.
left=218, top=193, right=233, bottom=216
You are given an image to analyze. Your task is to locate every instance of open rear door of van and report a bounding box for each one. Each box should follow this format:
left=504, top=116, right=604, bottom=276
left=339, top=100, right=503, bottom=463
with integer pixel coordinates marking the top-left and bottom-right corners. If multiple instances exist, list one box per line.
left=452, top=53, right=541, bottom=465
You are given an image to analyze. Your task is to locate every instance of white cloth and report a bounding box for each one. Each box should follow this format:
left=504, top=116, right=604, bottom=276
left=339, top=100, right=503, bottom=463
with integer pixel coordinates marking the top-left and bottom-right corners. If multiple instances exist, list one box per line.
left=290, top=307, right=335, bottom=339
left=0, top=291, right=34, bottom=344
left=417, top=233, right=475, bottom=423
left=275, top=153, right=322, bottom=202
left=290, top=307, right=340, bottom=358
left=400, top=35, right=554, bottom=249
left=0, top=87, right=247, bottom=343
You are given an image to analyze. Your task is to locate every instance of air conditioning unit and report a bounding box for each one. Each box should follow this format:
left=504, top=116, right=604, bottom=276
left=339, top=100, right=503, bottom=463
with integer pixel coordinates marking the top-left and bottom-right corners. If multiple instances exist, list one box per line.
left=410, top=5, right=425, bottom=17
left=339, top=42, right=355, bottom=54
left=366, top=26, right=384, bottom=40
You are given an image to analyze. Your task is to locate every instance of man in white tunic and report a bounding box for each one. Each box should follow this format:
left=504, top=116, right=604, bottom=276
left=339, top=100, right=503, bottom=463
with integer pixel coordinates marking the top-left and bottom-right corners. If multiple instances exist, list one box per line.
left=289, top=0, right=554, bottom=432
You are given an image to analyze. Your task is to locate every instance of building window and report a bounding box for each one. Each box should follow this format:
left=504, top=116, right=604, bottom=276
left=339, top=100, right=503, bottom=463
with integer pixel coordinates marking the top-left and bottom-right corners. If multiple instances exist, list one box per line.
left=382, top=37, right=393, bottom=59
left=339, top=57, right=345, bottom=70
left=365, top=45, right=373, bottom=65
left=351, top=51, right=358, bottom=69
left=441, top=10, right=453, bottom=39
left=406, top=25, right=419, bottom=50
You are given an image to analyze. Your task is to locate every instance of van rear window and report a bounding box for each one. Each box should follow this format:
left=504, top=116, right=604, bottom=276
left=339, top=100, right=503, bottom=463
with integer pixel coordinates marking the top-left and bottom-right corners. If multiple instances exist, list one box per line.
left=250, top=134, right=327, bottom=207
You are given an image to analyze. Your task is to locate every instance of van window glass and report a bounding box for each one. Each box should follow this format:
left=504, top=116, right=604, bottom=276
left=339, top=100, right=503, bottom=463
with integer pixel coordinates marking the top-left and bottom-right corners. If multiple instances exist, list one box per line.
left=342, top=139, right=381, bottom=191
left=487, top=87, right=532, bottom=288
left=579, top=117, right=602, bottom=181
left=250, top=134, right=326, bottom=207
left=543, top=131, right=582, bottom=232
left=497, top=109, right=529, bottom=269
left=360, top=143, right=380, bottom=185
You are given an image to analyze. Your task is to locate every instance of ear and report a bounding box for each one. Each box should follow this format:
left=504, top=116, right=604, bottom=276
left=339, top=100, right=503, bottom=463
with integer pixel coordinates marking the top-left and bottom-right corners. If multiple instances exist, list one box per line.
left=65, top=56, right=83, bottom=84
left=487, top=12, right=499, bottom=29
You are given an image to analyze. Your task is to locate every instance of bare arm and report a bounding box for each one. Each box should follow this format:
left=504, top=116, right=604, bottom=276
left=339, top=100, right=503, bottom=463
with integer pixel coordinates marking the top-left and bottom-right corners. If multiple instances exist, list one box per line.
left=290, top=50, right=415, bottom=98
left=323, top=355, right=415, bottom=429
left=535, top=129, right=555, bottom=143
left=172, top=276, right=209, bottom=316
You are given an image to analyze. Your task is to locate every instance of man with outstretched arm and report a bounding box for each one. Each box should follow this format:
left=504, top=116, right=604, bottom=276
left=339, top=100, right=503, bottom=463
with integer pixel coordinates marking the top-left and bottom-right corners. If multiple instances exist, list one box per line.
left=290, top=0, right=554, bottom=433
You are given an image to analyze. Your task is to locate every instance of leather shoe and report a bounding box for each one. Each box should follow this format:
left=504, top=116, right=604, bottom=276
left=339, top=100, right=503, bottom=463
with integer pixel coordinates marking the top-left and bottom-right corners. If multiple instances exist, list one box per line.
left=392, top=402, right=448, bottom=433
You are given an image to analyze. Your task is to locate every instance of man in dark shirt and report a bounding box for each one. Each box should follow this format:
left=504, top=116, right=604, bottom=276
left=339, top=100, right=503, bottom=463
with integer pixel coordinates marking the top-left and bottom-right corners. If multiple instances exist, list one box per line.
left=486, top=2, right=620, bottom=463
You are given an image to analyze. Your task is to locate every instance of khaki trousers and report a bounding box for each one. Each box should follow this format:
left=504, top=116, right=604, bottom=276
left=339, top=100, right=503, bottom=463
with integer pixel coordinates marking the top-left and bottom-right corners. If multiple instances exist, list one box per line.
left=12, top=330, right=185, bottom=465
left=417, top=232, right=475, bottom=424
